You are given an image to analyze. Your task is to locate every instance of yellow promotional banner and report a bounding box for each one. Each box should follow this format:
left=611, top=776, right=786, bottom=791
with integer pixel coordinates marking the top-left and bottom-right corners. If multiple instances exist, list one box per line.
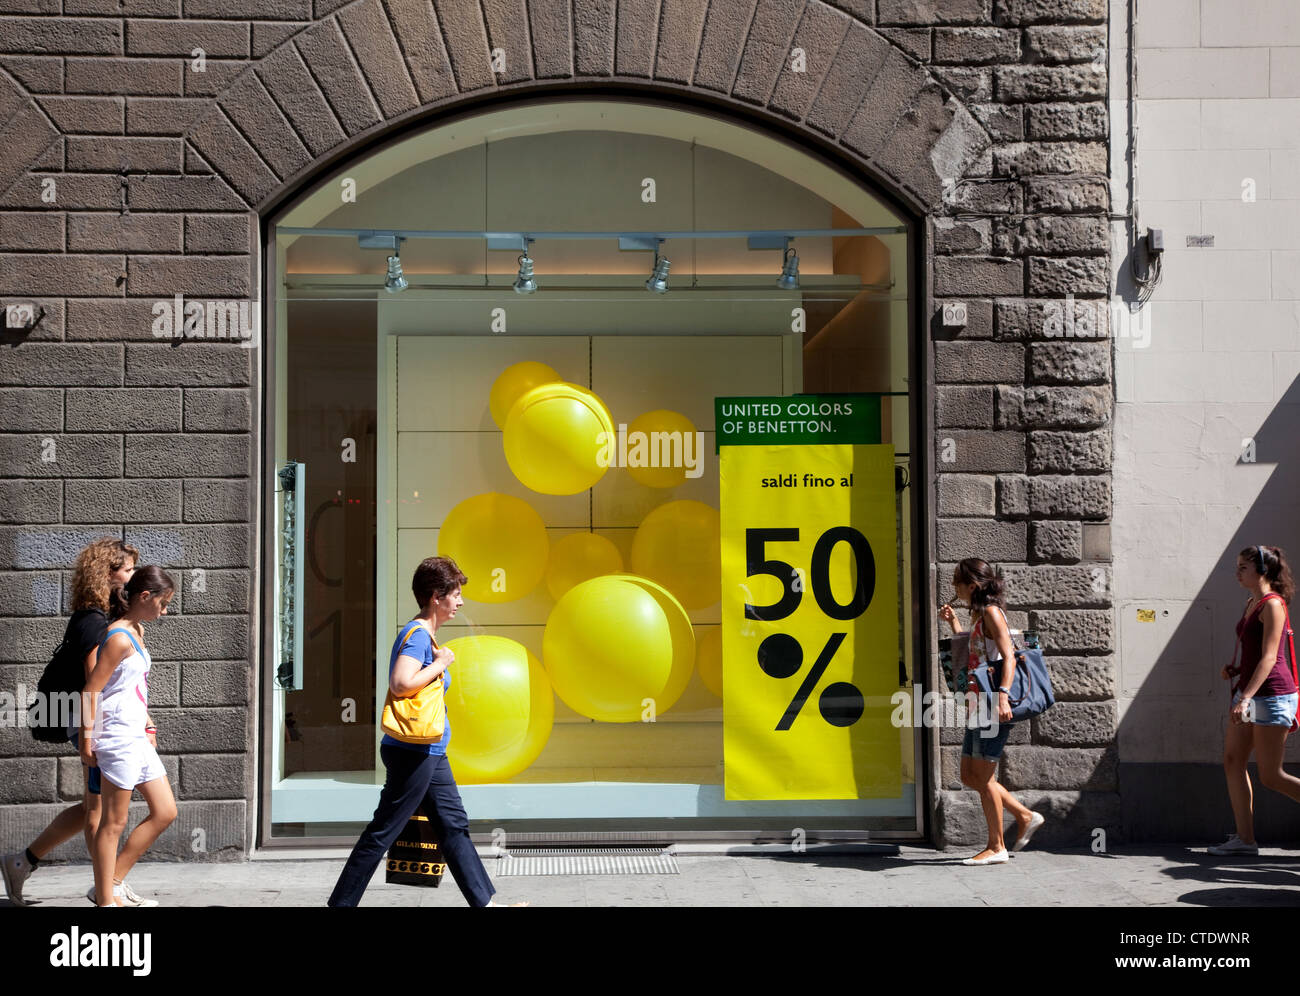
left=718, top=395, right=900, bottom=800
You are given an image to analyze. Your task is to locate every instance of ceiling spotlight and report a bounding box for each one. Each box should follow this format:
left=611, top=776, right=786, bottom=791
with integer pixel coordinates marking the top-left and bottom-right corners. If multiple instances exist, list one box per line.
left=384, top=249, right=408, bottom=294
left=513, top=250, right=538, bottom=294
left=777, top=244, right=800, bottom=289
left=646, top=252, right=670, bottom=294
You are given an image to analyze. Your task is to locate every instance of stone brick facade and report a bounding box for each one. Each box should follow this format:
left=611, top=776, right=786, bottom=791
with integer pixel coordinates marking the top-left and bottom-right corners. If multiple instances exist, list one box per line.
left=0, top=0, right=1114, bottom=855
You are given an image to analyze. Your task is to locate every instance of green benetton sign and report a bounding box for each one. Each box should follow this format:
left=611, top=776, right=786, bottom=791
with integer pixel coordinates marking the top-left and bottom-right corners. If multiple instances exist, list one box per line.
left=714, top=394, right=882, bottom=451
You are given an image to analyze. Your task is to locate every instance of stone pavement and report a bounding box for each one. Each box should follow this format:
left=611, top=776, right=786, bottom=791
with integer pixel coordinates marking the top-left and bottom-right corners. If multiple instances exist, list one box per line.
left=6, top=845, right=1300, bottom=907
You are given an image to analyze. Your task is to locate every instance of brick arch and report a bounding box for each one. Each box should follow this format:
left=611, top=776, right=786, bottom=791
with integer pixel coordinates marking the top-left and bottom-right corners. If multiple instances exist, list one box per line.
left=184, top=0, right=990, bottom=218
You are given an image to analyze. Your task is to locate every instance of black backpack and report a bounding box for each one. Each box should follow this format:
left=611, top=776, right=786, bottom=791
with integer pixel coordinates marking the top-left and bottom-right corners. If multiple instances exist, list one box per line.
left=29, top=609, right=103, bottom=743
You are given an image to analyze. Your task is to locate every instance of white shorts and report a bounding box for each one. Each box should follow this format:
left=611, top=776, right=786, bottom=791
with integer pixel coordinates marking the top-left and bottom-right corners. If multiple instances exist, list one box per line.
left=94, top=736, right=167, bottom=791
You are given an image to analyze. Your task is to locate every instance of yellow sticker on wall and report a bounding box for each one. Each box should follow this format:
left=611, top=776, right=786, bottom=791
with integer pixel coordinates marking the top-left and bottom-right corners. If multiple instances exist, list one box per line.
left=717, top=395, right=901, bottom=801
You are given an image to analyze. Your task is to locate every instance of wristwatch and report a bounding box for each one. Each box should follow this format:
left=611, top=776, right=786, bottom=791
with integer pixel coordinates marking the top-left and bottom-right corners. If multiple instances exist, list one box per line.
left=998, top=686, right=1011, bottom=694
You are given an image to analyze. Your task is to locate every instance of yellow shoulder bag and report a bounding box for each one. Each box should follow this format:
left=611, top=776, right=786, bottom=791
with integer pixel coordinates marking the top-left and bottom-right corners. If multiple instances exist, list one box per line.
left=380, top=622, right=445, bottom=745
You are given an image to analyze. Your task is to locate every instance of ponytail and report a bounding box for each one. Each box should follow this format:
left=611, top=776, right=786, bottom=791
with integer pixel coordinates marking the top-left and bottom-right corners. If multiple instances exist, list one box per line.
left=108, top=585, right=131, bottom=619
left=1242, top=545, right=1294, bottom=603
left=109, top=565, right=175, bottom=620
left=956, top=557, right=1006, bottom=611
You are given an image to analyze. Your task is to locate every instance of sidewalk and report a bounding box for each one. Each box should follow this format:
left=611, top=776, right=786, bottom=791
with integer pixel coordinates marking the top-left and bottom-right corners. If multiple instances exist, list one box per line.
left=7, top=846, right=1300, bottom=907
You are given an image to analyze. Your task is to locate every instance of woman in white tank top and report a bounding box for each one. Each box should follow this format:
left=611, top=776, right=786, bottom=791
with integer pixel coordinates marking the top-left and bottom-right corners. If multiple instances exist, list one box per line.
left=80, top=567, right=178, bottom=907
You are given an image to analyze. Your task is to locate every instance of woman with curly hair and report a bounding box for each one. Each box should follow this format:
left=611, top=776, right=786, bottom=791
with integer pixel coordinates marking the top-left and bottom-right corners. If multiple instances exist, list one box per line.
left=940, top=557, right=1044, bottom=865
left=1, top=537, right=143, bottom=906
left=1209, top=545, right=1300, bottom=856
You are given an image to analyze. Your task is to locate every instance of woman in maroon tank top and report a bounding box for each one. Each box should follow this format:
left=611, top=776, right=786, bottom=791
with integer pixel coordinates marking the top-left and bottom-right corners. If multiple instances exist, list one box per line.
left=1209, top=545, right=1300, bottom=856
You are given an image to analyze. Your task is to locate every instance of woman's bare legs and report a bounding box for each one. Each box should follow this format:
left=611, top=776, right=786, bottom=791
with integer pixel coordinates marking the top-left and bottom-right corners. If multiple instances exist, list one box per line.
left=1253, top=725, right=1300, bottom=805
left=93, top=782, right=131, bottom=906
left=960, top=756, right=1034, bottom=859
left=91, top=777, right=175, bottom=904
left=83, top=787, right=102, bottom=855
left=27, top=804, right=86, bottom=861
left=111, top=777, right=176, bottom=884
left=1222, top=720, right=1257, bottom=844
left=28, top=756, right=103, bottom=861
left=960, top=753, right=1034, bottom=861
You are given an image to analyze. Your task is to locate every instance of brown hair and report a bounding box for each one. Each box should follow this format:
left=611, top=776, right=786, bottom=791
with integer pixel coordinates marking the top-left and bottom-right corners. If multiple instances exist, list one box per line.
left=955, top=557, right=1006, bottom=611
left=71, top=538, right=140, bottom=613
left=1239, top=545, right=1295, bottom=603
left=413, top=556, right=468, bottom=610
left=109, top=565, right=175, bottom=619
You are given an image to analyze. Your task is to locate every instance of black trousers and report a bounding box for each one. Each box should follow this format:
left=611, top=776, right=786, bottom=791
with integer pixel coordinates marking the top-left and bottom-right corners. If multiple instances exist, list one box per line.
left=327, top=745, right=495, bottom=907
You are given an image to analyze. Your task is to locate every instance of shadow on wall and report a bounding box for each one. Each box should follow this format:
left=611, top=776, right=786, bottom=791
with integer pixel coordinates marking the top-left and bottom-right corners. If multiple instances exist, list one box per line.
left=1114, top=361, right=1300, bottom=845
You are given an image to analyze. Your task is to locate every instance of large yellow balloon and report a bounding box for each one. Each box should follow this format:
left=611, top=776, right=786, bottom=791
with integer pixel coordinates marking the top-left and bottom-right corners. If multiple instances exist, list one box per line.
left=545, top=532, right=623, bottom=601
left=626, top=409, right=698, bottom=489
left=443, top=635, right=554, bottom=783
left=437, top=493, right=548, bottom=603
left=696, top=625, right=723, bottom=699
left=503, top=382, right=615, bottom=495
left=489, top=360, right=560, bottom=430
left=542, top=574, right=694, bottom=722
left=629, top=500, right=721, bottom=608
left=613, top=573, right=695, bottom=710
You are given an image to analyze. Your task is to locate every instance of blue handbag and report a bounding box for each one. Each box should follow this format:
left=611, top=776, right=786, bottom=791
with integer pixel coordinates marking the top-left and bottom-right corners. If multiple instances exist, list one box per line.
left=967, top=611, right=1055, bottom=722
left=971, top=647, right=1056, bottom=722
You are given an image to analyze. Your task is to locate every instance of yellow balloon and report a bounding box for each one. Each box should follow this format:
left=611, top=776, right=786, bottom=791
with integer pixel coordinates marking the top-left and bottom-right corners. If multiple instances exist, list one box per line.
left=626, top=409, right=698, bottom=489
left=545, top=532, right=623, bottom=601
left=629, top=500, right=721, bottom=609
left=696, top=626, right=722, bottom=699
left=489, top=360, right=560, bottom=430
left=542, top=574, right=694, bottom=722
left=613, top=573, right=695, bottom=709
left=443, top=635, right=554, bottom=783
left=437, top=493, right=548, bottom=603
left=503, top=382, right=615, bottom=495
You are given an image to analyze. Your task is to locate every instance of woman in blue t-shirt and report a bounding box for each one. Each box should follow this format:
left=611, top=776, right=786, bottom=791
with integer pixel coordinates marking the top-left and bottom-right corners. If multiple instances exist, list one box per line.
left=328, top=556, right=525, bottom=907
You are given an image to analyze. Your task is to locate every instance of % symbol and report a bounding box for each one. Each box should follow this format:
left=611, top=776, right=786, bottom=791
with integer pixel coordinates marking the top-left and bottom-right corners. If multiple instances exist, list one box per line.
left=757, top=632, right=864, bottom=730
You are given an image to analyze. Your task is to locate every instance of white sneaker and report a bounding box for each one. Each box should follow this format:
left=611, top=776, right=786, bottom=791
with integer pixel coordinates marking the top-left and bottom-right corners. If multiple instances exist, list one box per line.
left=961, top=848, right=1009, bottom=865
left=115, top=880, right=158, bottom=907
left=85, top=881, right=159, bottom=907
left=1207, top=834, right=1259, bottom=856
left=2, top=852, right=35, bottom=905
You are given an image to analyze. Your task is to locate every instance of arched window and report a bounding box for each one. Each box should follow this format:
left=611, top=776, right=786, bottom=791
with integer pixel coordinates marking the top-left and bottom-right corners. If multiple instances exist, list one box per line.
left=264, top=99, right=921, bottom=843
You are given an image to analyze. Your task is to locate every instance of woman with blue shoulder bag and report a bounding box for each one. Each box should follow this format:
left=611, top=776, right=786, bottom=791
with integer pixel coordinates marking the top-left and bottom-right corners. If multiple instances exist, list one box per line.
left=940, top=558, right=1045, bottom=865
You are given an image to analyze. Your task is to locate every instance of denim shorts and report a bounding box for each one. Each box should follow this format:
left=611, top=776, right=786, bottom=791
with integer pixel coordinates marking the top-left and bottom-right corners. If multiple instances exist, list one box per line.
left=961, top=721, right=1014, bottom=761
left=1233, top=690, right=1299, bottom=727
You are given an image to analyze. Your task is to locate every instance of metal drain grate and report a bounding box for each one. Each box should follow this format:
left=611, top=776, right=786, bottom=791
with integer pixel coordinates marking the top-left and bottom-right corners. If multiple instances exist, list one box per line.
left=497, top=847, right=679, bottom=877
